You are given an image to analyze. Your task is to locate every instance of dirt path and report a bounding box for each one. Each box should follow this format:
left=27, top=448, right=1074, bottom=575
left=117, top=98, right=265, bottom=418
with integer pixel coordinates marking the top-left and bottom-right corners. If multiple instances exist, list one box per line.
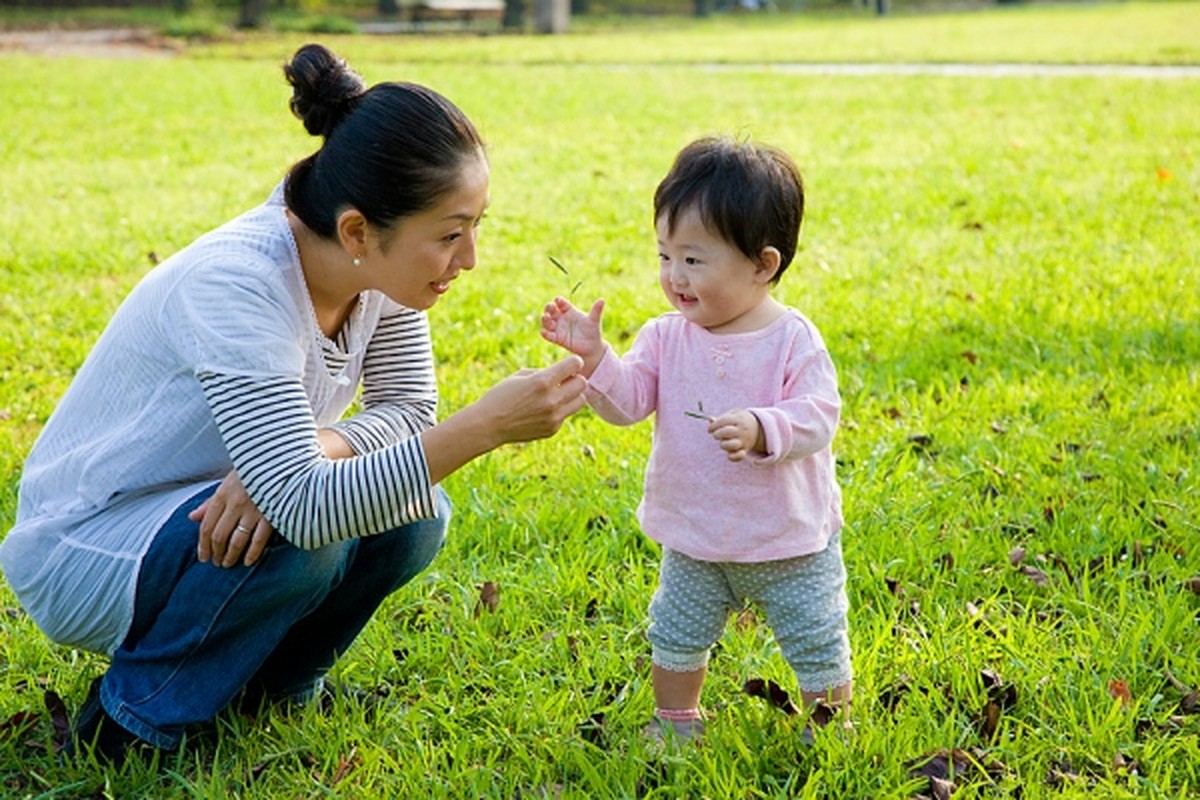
left=0, top=28, right=182, bottom=58
left=0, top=27, right=1197, bottom=78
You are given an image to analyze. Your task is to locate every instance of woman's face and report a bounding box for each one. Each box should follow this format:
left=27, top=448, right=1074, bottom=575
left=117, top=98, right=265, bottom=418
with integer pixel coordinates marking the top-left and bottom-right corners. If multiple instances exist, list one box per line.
left=369, top=154, right=490, bottom=310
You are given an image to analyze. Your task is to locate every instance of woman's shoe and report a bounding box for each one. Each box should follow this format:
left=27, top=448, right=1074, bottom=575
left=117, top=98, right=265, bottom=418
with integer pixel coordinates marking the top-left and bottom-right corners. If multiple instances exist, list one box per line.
left=62, top=677, right=147, bottom=766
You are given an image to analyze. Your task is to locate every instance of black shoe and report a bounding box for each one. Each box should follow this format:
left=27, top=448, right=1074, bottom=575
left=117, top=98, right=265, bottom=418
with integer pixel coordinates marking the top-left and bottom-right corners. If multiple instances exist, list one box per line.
left=63, top=677, right=148, bottom=766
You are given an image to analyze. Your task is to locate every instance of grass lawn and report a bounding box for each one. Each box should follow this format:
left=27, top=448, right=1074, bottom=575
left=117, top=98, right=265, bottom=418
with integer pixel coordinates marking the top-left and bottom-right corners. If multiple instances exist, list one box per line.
left=1, top=3, right=1198, bottom=797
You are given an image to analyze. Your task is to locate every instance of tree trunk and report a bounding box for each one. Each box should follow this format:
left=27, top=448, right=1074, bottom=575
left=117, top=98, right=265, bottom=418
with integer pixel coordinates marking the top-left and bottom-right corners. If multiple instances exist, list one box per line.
left=237, top=0, right=268, bottom=29
left=503, top=0, right=524, bottom=28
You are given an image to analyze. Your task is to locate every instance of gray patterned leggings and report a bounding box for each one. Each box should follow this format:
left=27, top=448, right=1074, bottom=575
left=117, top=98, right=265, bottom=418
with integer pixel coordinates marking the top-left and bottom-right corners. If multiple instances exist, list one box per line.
left=647, top=534, right=852, bottom=693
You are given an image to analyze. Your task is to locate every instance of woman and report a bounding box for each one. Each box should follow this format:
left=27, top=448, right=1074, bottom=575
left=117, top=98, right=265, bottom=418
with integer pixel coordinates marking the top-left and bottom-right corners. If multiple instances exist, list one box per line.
left=0, top=43, right=586, bottom=764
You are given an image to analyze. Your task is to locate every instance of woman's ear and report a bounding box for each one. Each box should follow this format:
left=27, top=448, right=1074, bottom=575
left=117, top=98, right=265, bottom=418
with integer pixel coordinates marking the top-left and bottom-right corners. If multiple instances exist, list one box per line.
left=755, top=246, right=782, bottom=284
left=335, top=208, right=369, bottom=257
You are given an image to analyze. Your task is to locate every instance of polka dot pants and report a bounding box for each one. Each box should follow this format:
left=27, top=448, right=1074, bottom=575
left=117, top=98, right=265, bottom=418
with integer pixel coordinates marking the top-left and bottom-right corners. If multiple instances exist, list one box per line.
left=647, top=534, right=852, bottom=693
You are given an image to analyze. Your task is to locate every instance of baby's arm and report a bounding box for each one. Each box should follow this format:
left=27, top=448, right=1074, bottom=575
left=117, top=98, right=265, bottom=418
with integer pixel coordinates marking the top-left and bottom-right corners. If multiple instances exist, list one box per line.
left=706, top=410, right=765, bottom=462
left=540, top=296, right=607, bottom=378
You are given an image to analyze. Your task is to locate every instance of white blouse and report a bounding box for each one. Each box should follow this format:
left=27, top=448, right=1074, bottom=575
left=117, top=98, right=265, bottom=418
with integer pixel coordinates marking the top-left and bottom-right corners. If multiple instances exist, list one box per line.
left=1, top=186, right=438, bottom=654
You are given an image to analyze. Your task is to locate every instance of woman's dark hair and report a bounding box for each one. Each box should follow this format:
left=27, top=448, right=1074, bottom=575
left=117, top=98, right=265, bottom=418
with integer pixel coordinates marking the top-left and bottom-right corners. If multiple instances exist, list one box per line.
left=282, top=43, right=485, bottom=242
left=654, top=136, right=804, bottom=284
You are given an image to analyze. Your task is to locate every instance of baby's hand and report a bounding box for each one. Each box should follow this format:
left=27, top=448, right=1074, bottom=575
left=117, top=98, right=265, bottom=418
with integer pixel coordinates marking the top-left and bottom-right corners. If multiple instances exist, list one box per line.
left=707, top=410, right=764, bottom=462
left=540, top=296, right=605, bottom=368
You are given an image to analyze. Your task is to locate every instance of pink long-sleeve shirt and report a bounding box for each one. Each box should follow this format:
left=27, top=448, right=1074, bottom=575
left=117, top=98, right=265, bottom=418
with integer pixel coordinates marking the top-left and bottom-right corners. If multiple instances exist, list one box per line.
left=586, top=308, right=843, bottom=563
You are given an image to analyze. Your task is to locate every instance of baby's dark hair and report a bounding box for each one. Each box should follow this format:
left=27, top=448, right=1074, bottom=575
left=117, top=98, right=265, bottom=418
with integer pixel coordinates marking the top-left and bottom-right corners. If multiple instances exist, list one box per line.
left=282, top=43, right=485, bottom=242
left=654, top=137, right=804, bottom=284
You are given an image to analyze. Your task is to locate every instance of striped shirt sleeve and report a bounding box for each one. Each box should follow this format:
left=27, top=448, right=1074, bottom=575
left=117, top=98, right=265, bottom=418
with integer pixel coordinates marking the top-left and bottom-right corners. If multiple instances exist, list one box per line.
left=328, top=307, right=438, bottom=454
left=198, top=372, right=436, bottom=549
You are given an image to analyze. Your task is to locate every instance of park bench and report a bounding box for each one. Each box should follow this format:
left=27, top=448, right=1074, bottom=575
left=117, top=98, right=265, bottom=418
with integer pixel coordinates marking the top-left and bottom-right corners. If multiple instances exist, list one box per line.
left=410, top=0, right=505, bottom=24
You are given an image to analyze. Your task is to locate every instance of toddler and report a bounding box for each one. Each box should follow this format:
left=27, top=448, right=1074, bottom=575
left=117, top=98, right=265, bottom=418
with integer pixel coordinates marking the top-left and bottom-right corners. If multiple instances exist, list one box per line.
left=540, top=136, right=852, bottom=741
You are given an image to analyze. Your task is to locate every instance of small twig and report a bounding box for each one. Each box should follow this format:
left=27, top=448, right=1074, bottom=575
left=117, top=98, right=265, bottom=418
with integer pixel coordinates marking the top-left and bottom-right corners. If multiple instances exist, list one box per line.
left=548, top=255, right=580, bottom=349
left=549, top=255, right=583, bottom=299
left=684, top=401, right=712, bottom=421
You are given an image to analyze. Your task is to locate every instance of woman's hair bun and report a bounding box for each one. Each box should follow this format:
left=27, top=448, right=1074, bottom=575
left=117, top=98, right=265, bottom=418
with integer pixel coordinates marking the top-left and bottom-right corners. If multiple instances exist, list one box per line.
left=284, top=43, right=367, bottom=138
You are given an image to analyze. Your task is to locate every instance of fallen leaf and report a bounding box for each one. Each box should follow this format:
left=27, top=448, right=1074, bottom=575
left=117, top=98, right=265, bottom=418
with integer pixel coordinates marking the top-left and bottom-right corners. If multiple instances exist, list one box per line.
left=909, top=747, right=1008, bottom=787
left=1008, top=546, right=1026, bottom=566
left=329, top=744, right=359, bottom=786
left=978, top=669, right=1017, bottom=739
left=474, top=581, right=500, bottom=617
left=1111, top=749, right=1139, bottom=775
left=44, top=691, right=70, bottom=753
left=0, top=711, right=38, bottom=742
left=1108, top=679, right=1132, bottom=707
left=981, top=700, right=1002, bottom=739
left=1046, top=760, right=1080, bottom=788
left=960, top=350, right=979, bottom=364
left=878, top=674, right=912, bottom=711
left=743, top=678, right=800, bottom=715
left=1156, top=166, right=1173, bottom=182
left=1020, top=565, right=1050, bottom=587
left=907, top=433, right=934, bottom=452
left=578, top=711, right=606, bottom=745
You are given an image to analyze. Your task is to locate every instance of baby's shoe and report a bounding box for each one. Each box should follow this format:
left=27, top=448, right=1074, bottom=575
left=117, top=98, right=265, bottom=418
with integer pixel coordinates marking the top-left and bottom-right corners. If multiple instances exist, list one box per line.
left=644, top=708, right=706, bottom=744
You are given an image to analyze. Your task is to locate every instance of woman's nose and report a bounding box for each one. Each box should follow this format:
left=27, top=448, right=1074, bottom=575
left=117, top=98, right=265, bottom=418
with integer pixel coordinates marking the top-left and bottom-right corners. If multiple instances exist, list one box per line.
left=456, top=230, right=478, bottom=270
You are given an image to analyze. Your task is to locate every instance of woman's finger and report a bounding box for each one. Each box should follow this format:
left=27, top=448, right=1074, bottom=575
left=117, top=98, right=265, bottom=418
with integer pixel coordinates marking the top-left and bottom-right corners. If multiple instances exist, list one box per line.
left=220, top=522, right=253, bottom=568
left=242, top=518, right=273, bottom=566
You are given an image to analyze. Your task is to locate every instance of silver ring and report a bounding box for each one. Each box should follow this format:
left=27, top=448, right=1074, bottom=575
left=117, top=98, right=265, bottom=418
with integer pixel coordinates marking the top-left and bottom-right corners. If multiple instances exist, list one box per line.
left=234, top=524, right=251, bottom=534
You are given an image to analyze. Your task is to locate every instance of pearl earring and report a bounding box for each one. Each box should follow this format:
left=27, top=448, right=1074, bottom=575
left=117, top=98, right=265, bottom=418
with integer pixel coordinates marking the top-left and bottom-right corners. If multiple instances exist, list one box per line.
left=352, top=256, right=363, bottom=268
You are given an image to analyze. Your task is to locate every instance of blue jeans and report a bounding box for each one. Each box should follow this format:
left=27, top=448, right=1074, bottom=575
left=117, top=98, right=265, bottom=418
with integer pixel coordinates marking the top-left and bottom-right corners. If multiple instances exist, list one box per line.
left=97, top=485, right=450, bottom=749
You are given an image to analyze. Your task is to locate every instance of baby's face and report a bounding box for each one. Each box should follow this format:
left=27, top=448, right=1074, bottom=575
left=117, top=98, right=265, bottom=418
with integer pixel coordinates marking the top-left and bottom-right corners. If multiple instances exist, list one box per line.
left=656, top=208, right=771, bottom=335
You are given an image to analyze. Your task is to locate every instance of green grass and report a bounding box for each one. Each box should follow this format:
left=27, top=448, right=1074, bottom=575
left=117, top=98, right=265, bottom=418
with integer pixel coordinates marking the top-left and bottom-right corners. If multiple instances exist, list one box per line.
left=2, top=4, right=1199, bottom=797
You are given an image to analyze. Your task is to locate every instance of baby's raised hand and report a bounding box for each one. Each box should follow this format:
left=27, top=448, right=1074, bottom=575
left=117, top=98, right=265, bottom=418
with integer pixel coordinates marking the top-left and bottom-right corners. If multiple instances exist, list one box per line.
left=540, top=296, right=606, bottom=368
left=707, top=410, right=765, bottom=462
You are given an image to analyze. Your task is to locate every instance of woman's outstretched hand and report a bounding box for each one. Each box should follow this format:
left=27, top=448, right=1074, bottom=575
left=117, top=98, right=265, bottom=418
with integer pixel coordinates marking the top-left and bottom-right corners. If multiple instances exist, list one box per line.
left=540, top=297, right=605, bottom=377
left=420, top=355, right=588, bottom=486
left=479, top=354, right=589, bottom=444
left=190, top=470, right=274, bottom=568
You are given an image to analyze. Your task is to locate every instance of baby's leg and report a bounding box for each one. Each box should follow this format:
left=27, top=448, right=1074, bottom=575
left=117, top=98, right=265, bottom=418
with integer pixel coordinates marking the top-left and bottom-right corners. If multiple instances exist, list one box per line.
left=754, top=534, right=853, bottom=724
left=646, top=548, right=735, bottom=740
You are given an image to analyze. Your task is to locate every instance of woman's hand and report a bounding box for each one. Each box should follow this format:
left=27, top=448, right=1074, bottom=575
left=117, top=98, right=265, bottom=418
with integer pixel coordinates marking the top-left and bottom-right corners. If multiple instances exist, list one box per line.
left=540, top=296, right=606, bottom=377
left=190, top=470, right=274, bottom=568
left=421, top=355, right=588, bottom=485
left=707, top=410, right=765, bottom=462
left=477, top=354, right=589, bottom=444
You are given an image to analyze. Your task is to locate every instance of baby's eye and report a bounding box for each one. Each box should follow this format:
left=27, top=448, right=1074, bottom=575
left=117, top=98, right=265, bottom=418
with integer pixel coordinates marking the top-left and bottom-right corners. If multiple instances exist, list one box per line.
left=685, top=257, right=700, bottom=266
